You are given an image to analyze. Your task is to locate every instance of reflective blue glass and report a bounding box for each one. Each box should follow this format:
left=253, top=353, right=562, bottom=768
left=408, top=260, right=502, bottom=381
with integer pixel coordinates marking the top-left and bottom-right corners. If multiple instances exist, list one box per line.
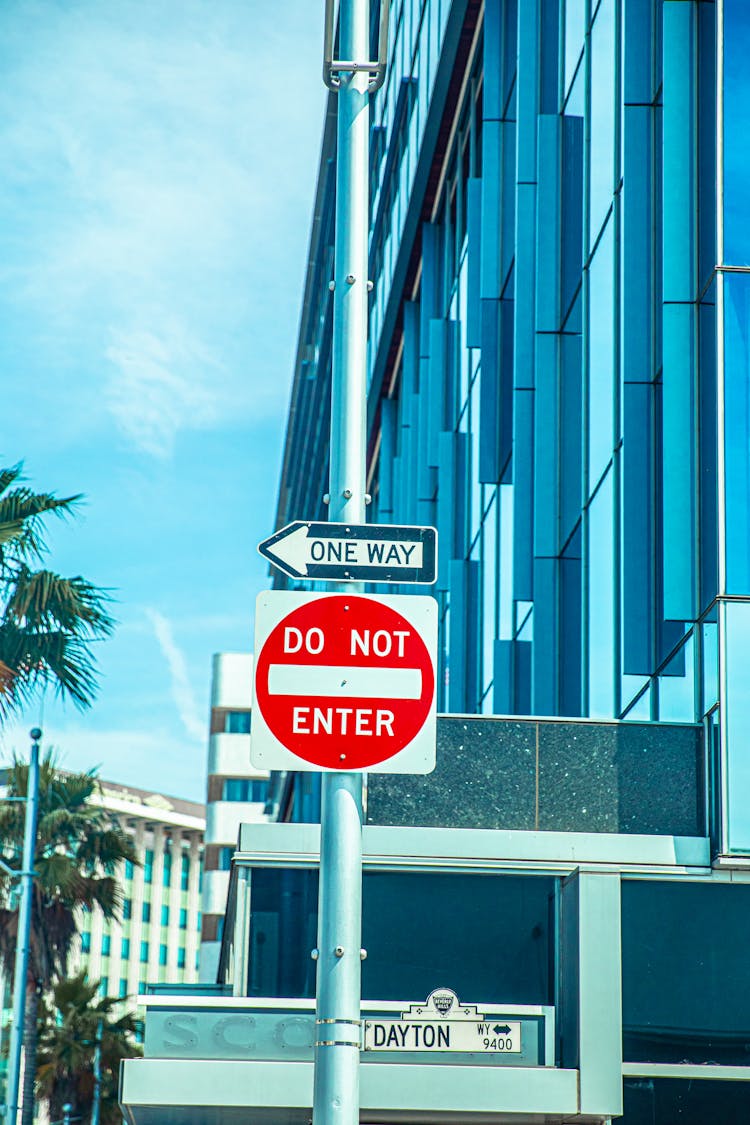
left=587, top=218, right=615, bottom=489
left=724, top=600, right=750, bottom=851
left=658, top=632, right=695, bottom=723
left=564, top=0, right=585, bottom=95
left=723, top=273, right=750, bottom=592
left=481, top=489, right=498, bottom=697
left=723, top=0, right=750, bottom=265
left=589, top=0, right=616, bottom=243
left=588, top=467, right=615, bottom=717
left=702, top=616, right=718, bottom=713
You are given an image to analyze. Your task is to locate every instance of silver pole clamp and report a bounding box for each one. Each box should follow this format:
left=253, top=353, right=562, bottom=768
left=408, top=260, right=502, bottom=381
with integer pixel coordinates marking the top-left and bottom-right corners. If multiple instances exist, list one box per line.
left=323, top=0, right=390, bottom=92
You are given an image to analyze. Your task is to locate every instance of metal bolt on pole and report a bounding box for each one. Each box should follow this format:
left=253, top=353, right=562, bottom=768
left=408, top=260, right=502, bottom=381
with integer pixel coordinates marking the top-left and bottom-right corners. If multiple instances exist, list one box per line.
left=314, top=3, right=386, bottom=1125
left=5, top=729, right=41, bottom=1125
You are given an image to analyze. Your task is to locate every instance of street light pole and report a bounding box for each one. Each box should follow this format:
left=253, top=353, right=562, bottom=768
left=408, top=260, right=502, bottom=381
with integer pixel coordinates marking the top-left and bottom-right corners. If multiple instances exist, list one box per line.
left=313, top=4, right=387, bottom=1125
left=5, top=729, right=41, bottom=1125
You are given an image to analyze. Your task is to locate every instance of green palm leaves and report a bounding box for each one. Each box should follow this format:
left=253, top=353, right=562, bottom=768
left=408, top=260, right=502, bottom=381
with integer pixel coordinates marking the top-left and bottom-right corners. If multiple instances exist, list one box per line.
left=37, top=973, right=142, bottom=1125
left=0, top=463, right=114, bottom=717
left=0, top=757, right=138, bottom=984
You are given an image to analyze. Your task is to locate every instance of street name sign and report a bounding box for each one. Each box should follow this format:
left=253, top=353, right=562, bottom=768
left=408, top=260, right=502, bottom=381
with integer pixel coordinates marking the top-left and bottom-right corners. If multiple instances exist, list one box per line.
left=251, top=590, right=437, bottom=773
left=363, top=990, right=521, bottom=1055
left=257, top=521, right=437, bottom=584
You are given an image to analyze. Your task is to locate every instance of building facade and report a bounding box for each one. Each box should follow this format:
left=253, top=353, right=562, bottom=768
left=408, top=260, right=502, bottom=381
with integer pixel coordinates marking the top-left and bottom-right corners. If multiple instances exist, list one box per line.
left=200, top=652, right=269, bottom=981
left=121, top=3, right=750, bottom=1123
left=276, top=0, right=750, bottom=859
left=69, top=780, right=205, bottom=999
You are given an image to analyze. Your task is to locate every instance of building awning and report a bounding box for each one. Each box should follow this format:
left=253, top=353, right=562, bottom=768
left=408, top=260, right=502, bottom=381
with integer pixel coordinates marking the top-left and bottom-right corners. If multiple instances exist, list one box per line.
left=120, top=1057, right=579, bottom=1125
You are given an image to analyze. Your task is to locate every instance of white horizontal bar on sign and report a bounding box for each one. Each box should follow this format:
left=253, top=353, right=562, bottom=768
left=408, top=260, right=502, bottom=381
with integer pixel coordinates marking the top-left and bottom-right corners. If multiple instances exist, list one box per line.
left=267, top=664, right=422, bottom=700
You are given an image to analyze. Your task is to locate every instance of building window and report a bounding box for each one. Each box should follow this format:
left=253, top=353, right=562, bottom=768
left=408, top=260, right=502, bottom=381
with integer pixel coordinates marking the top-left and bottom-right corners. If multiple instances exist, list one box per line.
left=123, top=899, right=132, bottom=921
left=225, top=710, right=251, bottom=734
left=179, top=908, right=188, bottom=929
left=125, top=860, right=134, bottom=880
left=101, top=935, right=111, bottom=956
left=217, top=846, right=233, bottom=871
left=119, top=978, right=128, bottom=999
left=142, top=902, right=150, bottom=923
left=163, top=850, right=172, bottom=888
left=159, top=944, right=168, bottom=967
left=178, top=948, right=186, bottom=969
left=144, top=849, right=154, bottom=883
left=181, top=853, right=189, bottom=891
left=81, top=932, right=91, bottom=954
left=161, top=905, right=169, bottom=926
left=121, top=938, right=130, bottom=959
left=140, top=941, right=148, bottom=963
left=99, top=977, right=108, bottom=998
left=222, top=778, right=268, bottom=802
left=196, top=911, right=202, bottom=931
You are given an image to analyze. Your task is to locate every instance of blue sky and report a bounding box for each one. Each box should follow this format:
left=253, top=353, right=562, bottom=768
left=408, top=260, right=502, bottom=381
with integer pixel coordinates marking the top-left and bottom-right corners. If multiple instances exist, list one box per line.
left=0, top=0, right=325, bottom=799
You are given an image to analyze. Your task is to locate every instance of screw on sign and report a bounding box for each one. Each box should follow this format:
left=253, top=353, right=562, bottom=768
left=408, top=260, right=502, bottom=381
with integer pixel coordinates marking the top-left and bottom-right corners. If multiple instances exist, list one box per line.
left=252, top=592, right=437, bottom=773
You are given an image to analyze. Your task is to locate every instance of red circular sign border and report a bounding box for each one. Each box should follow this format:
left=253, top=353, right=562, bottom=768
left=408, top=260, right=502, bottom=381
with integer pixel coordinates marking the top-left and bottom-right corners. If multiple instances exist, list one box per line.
left=254, top=594, right=435, bottom=771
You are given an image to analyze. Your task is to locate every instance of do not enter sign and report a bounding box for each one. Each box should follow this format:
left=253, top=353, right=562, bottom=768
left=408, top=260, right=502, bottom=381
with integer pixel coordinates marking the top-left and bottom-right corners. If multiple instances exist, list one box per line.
left=251, top=591, right=437, bottom=773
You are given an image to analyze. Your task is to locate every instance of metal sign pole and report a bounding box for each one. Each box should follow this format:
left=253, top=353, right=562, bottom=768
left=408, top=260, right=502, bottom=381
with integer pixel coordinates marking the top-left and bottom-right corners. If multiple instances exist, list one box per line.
left=313, top=2, right=375, bottom=1125
left=5, top=729, right=41, bottom=1125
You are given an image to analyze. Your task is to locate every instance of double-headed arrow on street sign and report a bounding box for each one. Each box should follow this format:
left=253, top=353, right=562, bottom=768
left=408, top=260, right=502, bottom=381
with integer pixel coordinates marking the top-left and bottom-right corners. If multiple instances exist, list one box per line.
left=258, top=521, right=437, bottom=584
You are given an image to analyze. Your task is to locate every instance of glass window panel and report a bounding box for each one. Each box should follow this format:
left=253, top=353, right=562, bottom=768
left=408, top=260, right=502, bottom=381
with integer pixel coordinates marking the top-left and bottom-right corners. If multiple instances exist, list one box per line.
left=587, top=218, right=615, bottom=488
left=723, top=273, right=750, bottom=592
left=482, top=489, right=498, bottom=696
left=702, top=616, right=718, bottom=713
left=101, top=935, right=111, bottom=956
left=564, top=0, right=585, bottom=95
left=724, top=599, right=750, bottom=852
left=588, top=468, right=615, bottom=717
left=624, top=1077, right=750, bottom=1124
left=589, top=0, right=616, bottom=243
left=657, top=632, right=695, bottom=723
left=622, top=676, right=649, bottom=718
left=622, top=880, right=750, bottom=1064
left=248, top=868, right=555, bottom=1005
left=225, top=710, right=251, bottom=734
left=499, top=484, right=514, bottom=640
left=723, top=0, right=750, bottom=265
left=622, top=686, right=651, bottom=721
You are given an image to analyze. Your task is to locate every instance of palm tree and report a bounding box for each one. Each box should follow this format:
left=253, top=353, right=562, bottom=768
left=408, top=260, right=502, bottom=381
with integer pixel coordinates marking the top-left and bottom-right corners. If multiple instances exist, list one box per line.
left=0, top=462, right=114, bottom=719
left=0, top=759, right=138, bottom=1125
left=36, top=973, right=142, bottom=1125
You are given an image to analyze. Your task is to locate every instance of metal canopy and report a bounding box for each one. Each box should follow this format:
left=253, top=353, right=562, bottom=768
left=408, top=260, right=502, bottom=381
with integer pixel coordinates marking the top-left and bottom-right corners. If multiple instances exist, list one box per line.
left=120, top=1058, right=580, bottom=1125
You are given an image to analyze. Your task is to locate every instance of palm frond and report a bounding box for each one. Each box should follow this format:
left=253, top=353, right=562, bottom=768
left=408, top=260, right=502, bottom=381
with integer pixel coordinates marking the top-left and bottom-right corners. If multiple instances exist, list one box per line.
left=0, top=486, right=81, bottom=565
left=5, top=567, right=114, bottom=636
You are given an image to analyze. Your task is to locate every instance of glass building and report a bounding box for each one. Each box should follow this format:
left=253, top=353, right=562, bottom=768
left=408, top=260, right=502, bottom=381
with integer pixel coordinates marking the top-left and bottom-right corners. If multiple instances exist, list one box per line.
left=276, top=0, right=750, bottom=859
left=120, top=3, right=750, bottom=1124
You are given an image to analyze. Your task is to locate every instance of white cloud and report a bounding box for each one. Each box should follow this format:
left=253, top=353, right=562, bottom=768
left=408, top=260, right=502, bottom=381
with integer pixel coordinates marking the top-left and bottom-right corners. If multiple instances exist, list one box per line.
left=145, top=608, right=205, bottom=743
left=106, top=324, right=220, bottom=457
left=0, top=722, right=206, bottom=802
left=0, top=0, right=325, bottom=455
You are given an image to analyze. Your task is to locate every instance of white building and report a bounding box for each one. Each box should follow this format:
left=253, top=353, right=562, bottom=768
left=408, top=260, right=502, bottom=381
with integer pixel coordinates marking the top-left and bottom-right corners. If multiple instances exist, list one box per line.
left=200, top=652, right=270, bottom=982
left=69, top=780, right=206, bottom=999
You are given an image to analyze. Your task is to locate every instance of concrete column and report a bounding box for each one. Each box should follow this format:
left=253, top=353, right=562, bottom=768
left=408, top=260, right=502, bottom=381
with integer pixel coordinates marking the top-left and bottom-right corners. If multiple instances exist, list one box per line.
left=166, top=831, right=184, bottom=977
left=108, top=858, right=125, bottom=994
left=184, top=836, right=202, bottom=983
left=88, top=901, right=104, bottom=982
left=127, top=821, right=147, bottom=997
left=146, top=825, right=167, bottom=985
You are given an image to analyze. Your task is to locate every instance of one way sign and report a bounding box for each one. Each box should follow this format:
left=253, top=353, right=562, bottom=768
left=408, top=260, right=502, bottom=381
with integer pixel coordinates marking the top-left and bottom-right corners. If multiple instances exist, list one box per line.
left=258, top=521, right=437, bottom=584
